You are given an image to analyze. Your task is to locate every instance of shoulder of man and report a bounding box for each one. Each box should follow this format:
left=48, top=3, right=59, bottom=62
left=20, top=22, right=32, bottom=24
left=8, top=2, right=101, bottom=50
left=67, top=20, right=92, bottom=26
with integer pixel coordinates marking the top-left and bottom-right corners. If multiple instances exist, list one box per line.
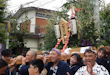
left=77, top=65, right=86, bottom=71
left=57, top=61, right=69, bottom=67
left=95, top=63, right=109, bottom=74
left=45, top=62, right=53, bottom=68
left=19, top=64, right=29, bottom=70
left=74, top=66, right=86, bottom=75
left=98, top=65, right=108, bottom=72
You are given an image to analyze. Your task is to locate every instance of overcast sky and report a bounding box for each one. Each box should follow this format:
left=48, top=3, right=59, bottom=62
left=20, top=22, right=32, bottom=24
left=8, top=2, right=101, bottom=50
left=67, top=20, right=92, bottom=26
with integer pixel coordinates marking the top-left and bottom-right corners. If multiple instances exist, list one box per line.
left=7, top=0, right=67, bottom=13
left=7, top=0, right=110, bottom=13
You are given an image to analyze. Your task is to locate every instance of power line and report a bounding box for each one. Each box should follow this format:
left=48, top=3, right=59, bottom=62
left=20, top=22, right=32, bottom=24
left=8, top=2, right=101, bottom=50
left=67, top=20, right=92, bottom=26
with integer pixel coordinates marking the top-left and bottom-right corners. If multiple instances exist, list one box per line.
left=37, top=0, right=56, bottom=8
left=9, top=0, right=56, bottom=12
left=23, top=0, right=39, bottom=6
left=8, top=0, right=39, bottom=10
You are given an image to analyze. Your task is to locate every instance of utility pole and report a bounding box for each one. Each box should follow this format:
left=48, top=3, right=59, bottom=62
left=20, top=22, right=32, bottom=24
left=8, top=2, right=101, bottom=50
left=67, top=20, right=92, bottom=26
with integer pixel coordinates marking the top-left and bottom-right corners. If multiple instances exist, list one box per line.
left=94, top=0, right=100, bottom=33
left=6, top=22, right=9, bottom=49
left=6, top=21, right=11, bottom=49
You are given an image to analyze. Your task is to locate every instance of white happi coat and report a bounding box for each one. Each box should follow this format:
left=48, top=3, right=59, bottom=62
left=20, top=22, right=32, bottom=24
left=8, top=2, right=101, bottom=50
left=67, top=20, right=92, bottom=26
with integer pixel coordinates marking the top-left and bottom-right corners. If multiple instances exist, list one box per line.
left=75, top=62, right=109, bottom=75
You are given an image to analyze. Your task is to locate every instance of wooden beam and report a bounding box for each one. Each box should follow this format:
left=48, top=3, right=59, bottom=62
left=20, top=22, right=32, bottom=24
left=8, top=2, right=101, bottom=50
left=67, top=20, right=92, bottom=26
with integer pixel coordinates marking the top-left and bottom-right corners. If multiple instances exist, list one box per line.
left=8, top=53, right=84, bottom=65
left=8, top=46, right=105, bottom=64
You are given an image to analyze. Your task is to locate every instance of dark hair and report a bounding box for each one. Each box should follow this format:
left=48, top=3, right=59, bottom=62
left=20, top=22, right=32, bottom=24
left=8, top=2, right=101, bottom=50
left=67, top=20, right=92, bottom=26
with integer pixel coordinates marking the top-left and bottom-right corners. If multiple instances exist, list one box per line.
left=1, top=49, right=12, bottom=57
left=84, top=49, right=96, bottom=55
left=0, top=59, right=7, bottom=68
left=30, top=59, right=44, bottom=73
left=98, top=48, right=106, bottom=55
left=71, top=53, right=81, bottom=62
left=43, top=52, right=49, bottom=56
left=22, top=50, right=28, bottom=57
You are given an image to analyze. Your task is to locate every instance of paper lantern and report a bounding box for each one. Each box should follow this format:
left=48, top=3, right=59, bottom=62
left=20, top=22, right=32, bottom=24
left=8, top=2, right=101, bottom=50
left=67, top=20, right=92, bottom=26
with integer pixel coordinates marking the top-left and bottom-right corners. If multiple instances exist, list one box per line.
left=70, top=18, right=77, bottom=35
left=54, top=24, right=60, bottom=39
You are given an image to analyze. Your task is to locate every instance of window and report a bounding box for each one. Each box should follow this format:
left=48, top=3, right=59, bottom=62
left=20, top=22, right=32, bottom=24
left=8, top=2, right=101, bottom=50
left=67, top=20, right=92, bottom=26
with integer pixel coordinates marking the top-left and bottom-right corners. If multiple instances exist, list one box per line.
left=36, top=13, right=51, bottom=18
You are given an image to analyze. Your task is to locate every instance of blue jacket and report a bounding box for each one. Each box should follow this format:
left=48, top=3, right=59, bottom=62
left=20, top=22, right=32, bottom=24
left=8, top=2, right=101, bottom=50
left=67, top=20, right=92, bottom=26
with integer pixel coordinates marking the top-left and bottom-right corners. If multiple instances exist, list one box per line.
left=1, top=59, right=10, bottom=75
left=96, top=57, right=108, bottom=69
left=107, top=57, right=110, bottom=74
left=18, top=65, right=30, bottom=75
left=67, top=60, right=83, bottom=75
left=2, top=65, right=10, bottom=75
left=45, top=60, right=72, bottom=75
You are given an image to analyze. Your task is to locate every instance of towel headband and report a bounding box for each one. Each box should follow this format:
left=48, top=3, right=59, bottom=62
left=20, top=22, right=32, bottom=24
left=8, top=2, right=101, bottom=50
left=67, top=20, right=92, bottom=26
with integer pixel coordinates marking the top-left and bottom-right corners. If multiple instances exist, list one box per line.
left=52, top=48, right=61, bottom=55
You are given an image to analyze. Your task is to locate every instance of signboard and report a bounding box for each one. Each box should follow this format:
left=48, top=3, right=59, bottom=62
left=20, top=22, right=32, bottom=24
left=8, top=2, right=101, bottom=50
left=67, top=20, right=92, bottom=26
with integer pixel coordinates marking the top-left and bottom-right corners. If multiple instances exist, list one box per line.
left=0, top=44, right=5, bottom=58
left=59, top=19, right=68, bottom=44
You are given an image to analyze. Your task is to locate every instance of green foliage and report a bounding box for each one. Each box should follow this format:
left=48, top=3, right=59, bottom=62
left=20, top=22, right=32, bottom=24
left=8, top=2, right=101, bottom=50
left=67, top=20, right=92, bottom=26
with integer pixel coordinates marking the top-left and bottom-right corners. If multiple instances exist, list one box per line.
left=9, top=19, right=29, bottom=49
left=100, top=3, right=110, bottom=45
left=0, top=0, right=8, bottom=44
left=63, top=0, right=101, bottom=47
left=44, top=0, right=103, bottom=50
left=44, top=16, right=64, bottom=50
left=0, top=0, right=8, bottom=23
left=0, top=23, right=7, bottom=44
left=9, top=7, right=30, bottom=54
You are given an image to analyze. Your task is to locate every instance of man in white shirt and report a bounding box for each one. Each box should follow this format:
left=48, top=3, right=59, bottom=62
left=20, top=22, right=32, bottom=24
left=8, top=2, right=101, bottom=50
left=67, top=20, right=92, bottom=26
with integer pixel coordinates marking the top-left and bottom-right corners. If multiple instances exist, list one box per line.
left=75, top=49, right=109, bottom=75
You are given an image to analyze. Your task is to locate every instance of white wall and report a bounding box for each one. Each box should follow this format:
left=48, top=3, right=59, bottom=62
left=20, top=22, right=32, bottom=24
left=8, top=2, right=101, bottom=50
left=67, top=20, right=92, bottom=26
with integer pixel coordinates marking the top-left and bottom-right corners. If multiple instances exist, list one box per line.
left=24, top=38, right=45, bottom=51
left=17, top=10, right=36, bottom=33
left=24, top=38, right=39, bottom=51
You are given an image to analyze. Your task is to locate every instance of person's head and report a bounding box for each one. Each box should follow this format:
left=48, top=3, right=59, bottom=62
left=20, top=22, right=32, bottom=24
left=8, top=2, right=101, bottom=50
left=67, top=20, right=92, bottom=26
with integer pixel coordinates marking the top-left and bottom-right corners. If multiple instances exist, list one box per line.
left=105, top=46, right=110, bottom=55
left=36, top=50, right=43, bottom=55
left=28, top=59, right=44, bottom=75
left=0, top=59, right=7, bottom=75
left=50, top=48, right=61, bottom=63
left=26, top=50, right=37, bottom=63
left=82, top=57, right=87, bottom=65
left=1, top=49, right=12, bottom=63
left=43, top=52, right=50, bottom=64
left=97, top=48, right=106, bottom=59
left=84, top=49, right=97, bottom=67
left=43, top=52, right=49, bottom=56
left=22, top=50, right=28, bottom=57
left=70, top=53, right=81, bottom=66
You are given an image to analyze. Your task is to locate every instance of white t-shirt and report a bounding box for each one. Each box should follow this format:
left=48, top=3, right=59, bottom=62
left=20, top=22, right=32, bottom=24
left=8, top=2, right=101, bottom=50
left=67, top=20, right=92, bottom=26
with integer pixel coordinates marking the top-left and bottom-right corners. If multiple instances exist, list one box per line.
left=75, top=62, right=109, bottom=75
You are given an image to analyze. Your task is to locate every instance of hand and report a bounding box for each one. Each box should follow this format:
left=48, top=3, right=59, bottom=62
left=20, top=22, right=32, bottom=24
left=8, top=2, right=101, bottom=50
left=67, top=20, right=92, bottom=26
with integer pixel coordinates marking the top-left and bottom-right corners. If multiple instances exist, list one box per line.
left=67, top=72, right=70, bottom=75
left=62, top=52, right=68, bottom=58
left=87, top=62, right=93, bottom=74
left=22, top=57, right=26, bottom=65
left=8, top=58, right=17, bottom=68
left=11, top=58, right=17, bottom=66
left=16, top=55, right=24, bottom=61
left=62, top=52, right=68, bottom=62
left=37, top=55, right=43, bottom=59
left=43, top=55, right=49, bottom=64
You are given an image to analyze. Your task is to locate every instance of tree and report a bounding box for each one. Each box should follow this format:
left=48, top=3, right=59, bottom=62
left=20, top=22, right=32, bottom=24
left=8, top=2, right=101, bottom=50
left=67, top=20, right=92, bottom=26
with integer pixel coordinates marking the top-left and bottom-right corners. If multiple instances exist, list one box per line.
left=0, top=0, right=8, bottom=44
left=0, top=23, right=7, bottom=44
left=0, top=0, right=8, bottom=23
left=44, top=16, right=64, bottom=50
left=63, top=0, right=101, bottom=47
left=100, top=2, right=110, bottom=45
left=44, top=0, right=102, bottom=50
left=9, top=6, right=30, bottom=55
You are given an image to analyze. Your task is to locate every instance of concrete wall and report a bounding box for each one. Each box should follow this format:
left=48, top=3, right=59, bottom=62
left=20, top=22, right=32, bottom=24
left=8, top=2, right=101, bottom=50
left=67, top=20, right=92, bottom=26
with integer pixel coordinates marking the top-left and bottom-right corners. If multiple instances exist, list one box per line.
left=24, top=38, right=45, bottom=51
left=24, top=38, right=38, bottom=51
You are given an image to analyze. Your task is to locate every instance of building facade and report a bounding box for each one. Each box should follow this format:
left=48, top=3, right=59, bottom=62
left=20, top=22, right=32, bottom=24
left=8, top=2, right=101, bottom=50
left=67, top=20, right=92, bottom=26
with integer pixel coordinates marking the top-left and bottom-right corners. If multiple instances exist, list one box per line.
left=14, top=7, right=56, bottom=51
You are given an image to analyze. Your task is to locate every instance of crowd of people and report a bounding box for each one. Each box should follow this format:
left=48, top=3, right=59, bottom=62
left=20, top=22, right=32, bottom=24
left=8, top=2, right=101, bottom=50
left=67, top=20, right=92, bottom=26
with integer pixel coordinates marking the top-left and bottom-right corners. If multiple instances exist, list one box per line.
left=0, top=46, right=110, bottom=75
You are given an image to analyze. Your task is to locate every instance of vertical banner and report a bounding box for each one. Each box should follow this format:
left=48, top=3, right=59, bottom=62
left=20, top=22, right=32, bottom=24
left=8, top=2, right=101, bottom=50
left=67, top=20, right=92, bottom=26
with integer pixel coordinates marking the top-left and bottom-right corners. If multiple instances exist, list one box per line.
left=0, top=44, right=5, bottom=58
left=8, top=21, right=11, bottom=33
